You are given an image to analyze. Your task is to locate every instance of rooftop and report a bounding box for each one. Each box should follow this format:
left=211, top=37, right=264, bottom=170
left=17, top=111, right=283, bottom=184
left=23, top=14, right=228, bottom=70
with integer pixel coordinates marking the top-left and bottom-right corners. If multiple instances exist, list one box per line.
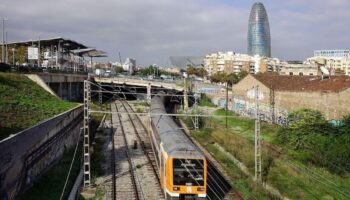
left=169, top=56, right=204, bottom=69
left=7, top=37, right=88, bottom=50
left=253, top=74, right=350, bottom=93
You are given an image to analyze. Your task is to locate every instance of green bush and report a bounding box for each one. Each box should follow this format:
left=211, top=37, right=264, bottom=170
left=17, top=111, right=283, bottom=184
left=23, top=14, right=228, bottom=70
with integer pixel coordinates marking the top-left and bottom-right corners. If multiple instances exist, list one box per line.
left=198, top=94, right=216, bottom=107
left=277, top=109, right=350, bottom=174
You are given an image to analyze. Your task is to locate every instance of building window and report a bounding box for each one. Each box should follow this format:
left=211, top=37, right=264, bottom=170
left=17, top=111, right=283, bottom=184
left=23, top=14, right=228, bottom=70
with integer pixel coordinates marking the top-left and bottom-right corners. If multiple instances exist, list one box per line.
left=309, top=73, right=314, bottom=76
left=289, top=72, right=293, bottom=75
left=299, top=72, right=303, bottom=76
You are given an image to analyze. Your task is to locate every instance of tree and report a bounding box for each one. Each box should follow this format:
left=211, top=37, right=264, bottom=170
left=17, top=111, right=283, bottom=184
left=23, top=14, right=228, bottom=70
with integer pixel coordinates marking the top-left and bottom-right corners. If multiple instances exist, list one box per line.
left=196, top=68, right=208, bottom=78
left=114, top=66, right=124, bottom=73
left=277, top=109, right=333, bottom=149
left=210, top=72, right=227, bottom=83
left=187, top=66, right=196, bottom=75
left=186, top=66, right=207, bottom=78
left=224, top=73, right=239, bottom=86
left=237, top=70, right=249, bottom=81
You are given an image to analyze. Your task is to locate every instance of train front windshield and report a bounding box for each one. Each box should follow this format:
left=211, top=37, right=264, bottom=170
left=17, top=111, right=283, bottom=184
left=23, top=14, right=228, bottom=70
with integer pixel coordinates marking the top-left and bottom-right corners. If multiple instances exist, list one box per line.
left=173, top=159, right=204, bottom=186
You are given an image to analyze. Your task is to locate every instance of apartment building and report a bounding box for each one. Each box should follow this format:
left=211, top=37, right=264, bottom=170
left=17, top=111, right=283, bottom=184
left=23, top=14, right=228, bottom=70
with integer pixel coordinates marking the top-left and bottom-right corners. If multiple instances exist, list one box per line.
left=204, top=51, right=281, bottom=76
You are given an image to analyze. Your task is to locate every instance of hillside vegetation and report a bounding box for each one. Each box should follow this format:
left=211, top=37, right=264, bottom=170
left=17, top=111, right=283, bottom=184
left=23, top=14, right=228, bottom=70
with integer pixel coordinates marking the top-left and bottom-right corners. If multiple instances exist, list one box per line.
left=0, top=72, right=77, bottom=140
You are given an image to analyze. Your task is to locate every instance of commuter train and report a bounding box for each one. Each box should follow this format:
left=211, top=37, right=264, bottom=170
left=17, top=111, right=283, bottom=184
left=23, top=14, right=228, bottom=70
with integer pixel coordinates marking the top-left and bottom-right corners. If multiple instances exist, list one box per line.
left=150, top=94, right=207, bottom=200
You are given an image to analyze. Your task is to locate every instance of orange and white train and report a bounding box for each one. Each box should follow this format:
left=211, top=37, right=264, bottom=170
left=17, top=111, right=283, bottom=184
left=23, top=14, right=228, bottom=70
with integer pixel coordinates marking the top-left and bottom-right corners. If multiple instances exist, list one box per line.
left=150, top=95, right=207, bottom=200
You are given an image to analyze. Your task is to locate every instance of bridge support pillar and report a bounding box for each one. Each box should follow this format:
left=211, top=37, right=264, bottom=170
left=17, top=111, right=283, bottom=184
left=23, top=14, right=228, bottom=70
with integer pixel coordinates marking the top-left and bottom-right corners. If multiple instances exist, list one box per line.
left=184, top=79, right=189, bottom=110
left=147, top=82, right=151, bottom=102
left=59, top=82, right=63, bottom=98
left=69, top=82, right=72, bottom=100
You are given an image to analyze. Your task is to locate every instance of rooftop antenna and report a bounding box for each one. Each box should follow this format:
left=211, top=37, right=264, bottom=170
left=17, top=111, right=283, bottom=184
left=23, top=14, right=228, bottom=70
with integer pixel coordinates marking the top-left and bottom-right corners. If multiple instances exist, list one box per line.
left=320, top=65, right=330, bottom=80
left=118, top=51, right=122, bottom=65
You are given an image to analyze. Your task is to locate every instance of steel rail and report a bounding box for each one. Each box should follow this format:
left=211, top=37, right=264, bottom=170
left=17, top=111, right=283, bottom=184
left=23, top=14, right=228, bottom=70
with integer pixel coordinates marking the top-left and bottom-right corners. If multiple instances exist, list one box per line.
left=113, top=102, right=140, bottom=200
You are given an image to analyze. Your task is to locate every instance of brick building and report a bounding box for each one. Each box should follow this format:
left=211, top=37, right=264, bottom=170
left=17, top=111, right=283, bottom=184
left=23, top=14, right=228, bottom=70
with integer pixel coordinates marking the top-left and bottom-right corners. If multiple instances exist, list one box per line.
left=232, top=74, right=350, bottom=123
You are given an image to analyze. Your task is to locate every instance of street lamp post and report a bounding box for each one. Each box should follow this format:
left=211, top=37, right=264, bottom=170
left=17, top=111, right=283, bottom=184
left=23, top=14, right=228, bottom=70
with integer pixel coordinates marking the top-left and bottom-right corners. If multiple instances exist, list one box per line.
left=5, top=31, right=8, bottom=63
left=2, top=18, right=7, bottom=63
left=12, top=48, right=15, bottom=66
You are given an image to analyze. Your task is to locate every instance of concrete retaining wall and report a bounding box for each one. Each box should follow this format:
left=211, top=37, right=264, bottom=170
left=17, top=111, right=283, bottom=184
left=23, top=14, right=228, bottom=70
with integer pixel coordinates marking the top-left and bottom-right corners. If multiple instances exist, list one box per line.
left=0, top=105, right=83, bottom=200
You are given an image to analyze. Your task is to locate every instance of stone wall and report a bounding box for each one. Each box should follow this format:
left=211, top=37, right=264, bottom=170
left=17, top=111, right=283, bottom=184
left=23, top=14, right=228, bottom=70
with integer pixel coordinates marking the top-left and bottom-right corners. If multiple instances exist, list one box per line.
left=275, top=89, right=350, bottom=120
left=232, top=75, right=350, bottom=121
left=0, top=106, right=83, bottom=200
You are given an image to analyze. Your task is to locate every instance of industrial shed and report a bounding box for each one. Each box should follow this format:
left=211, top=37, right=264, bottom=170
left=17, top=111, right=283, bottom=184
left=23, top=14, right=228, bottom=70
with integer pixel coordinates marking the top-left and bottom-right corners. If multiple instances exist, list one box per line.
left=232, top=74, right=350, bottom=122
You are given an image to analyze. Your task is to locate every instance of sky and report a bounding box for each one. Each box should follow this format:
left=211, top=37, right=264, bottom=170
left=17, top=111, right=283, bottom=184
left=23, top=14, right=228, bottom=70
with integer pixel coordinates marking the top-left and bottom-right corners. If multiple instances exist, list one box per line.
left=0, top=0, right=349, bottom=66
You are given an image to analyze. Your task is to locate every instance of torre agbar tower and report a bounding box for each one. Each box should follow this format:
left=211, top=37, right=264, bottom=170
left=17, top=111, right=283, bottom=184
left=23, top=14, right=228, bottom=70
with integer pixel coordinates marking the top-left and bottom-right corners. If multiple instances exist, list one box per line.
left=248, top=2, right=271, bottom=57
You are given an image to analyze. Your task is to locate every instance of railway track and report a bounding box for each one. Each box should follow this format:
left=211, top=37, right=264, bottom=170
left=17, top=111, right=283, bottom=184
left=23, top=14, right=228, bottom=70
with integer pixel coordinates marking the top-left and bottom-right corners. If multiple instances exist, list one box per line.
left=109, top=100, right=164, bottom=200
left=120, top=101, right=162, bottom=185
left=106, top=99, right=242, bottom=200
left=110, top=102, right=139, bottom=200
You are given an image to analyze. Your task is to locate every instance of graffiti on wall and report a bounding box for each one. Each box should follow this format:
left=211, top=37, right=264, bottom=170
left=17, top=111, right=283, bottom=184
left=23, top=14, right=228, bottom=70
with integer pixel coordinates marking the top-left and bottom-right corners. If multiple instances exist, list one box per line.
left=276, top=108, right=288, bottom=126
left=232, top=97, right=289, bottom=126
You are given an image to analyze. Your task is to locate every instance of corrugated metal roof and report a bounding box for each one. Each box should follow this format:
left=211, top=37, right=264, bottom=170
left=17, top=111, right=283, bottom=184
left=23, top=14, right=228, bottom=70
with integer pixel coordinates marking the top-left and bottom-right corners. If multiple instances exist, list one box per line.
left=169, top=56, right=204, bottom=69
left=7, top=37, right=88, bottom=50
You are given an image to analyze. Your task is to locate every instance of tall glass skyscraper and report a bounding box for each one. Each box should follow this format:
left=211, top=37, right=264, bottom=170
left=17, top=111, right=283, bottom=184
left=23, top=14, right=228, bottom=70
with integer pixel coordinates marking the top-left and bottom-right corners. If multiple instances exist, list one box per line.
left=248, top=2, right=271, bottom=57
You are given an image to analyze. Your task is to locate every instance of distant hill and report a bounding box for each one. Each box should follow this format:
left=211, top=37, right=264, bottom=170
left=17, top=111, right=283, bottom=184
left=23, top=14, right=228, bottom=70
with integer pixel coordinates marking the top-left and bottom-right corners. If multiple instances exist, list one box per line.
left=0, top=73, right=77, bottom=141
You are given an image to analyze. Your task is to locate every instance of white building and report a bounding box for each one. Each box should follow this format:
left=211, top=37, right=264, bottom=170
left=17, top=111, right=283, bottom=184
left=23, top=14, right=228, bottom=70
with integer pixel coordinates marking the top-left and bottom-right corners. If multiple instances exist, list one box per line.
left=204, top=51, right=281, bottom=76
left=308, top=51, right=350, bottom=76
left=314, top=50, right=350, bottom=59
left=122, top=58, right=136, bottom=74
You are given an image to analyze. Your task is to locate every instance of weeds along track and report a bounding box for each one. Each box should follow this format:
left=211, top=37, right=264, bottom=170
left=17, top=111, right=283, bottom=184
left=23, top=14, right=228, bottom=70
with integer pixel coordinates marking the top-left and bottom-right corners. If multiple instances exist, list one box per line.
left=110, top=100, right=164, bottom=200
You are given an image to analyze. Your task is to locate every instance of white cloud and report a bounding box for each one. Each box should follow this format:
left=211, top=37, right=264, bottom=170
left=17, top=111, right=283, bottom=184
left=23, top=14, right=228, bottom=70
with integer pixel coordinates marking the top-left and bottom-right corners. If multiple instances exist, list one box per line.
left=0, top=0, right=349, bottom=65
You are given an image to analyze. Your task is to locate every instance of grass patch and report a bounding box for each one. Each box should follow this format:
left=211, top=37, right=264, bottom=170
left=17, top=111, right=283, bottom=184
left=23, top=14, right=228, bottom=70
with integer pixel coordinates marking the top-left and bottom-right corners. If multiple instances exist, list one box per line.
left=190, top=108, right=350, bottom=200
left=192, top=129, right=277, bottom=200
left=22, top=143, right=82, bottom=200
left=90, top=103, right=107, bottom=180
left=198, top=94, right=216, bottom=107
left=131, top=101, right=150, bottom=107
left=83, top=187, right=106, bottom=200
left=0, top=72, right=77, bottom=140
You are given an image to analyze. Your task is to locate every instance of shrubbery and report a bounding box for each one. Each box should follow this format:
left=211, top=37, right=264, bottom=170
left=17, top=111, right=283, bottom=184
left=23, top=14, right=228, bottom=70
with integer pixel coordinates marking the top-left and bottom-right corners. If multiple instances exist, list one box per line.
left=198, top=94, right=216, bottom=107
left=277, top=109, right=350, bottom=174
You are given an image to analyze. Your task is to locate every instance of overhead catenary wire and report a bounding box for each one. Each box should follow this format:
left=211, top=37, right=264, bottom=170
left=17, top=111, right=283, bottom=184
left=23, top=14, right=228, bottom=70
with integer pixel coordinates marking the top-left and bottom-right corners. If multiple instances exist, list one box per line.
left=216, top=123, right=350, bottom=198
left=89, top=110, right=257, bottom=119
left=88, top=81, right=194, bottom=100
left=90, top=90, right=196, bottom=97
left=283, top=160, right=350, bottom=198
left=199, top=109, right=350, bottom=199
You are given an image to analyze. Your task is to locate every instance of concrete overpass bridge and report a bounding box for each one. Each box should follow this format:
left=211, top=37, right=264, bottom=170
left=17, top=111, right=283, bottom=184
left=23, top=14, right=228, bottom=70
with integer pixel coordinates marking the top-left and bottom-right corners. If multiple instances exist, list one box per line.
left=94, top=77, right=184, bottom=91
left=25, top=73, right=191, bottom=105
left=25, top=73, right=87, bottom=101
left=94, top=76, right=190, bottom=107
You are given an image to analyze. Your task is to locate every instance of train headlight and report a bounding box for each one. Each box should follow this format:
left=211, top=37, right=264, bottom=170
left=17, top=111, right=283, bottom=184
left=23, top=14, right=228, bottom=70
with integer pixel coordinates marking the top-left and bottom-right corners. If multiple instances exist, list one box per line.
left=197, top=187, right=205, bottom=192
left=173, top=187, right=180, bottom=191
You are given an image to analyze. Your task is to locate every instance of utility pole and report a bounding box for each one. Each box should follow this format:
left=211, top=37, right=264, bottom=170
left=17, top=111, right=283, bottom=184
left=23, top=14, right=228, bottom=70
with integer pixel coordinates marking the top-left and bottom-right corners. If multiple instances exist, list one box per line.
left=83, top=80, right=91, bottom=187
left=254, top=85, right=262, bottom=182
left=225, top=82, right=228, bottom=130
left=194, top=92, right=199, bottom=130
left=98, top=82, right=102, bottom=105
left=183, top=77, right=189, bottom=110
left=38, top=35, right=41, bottom=68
